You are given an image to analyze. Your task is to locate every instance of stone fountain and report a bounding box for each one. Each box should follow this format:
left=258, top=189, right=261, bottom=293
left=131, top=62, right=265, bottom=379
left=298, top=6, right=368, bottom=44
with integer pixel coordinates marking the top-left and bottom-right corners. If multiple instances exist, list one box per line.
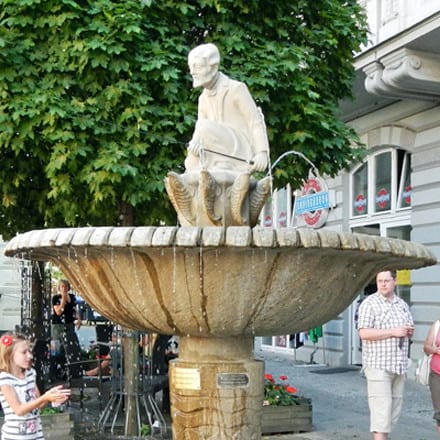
left=4, top=44, right=437, bottom=439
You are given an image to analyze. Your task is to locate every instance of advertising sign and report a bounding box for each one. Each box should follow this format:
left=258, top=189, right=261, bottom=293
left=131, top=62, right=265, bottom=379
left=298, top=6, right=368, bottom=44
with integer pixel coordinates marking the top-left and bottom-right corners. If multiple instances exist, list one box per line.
left=294, top=175, right=332, bottom=228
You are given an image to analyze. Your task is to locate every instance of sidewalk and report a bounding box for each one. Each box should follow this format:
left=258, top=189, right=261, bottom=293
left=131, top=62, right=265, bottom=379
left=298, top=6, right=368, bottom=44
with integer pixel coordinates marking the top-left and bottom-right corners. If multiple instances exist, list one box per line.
left=261, top=352, right=437, bottom=440
left=70, top=353, right=438, bottom=439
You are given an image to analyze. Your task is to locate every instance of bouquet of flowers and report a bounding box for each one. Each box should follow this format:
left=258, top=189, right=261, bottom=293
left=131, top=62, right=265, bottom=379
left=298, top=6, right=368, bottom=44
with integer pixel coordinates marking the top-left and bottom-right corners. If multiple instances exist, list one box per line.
left=263, top=373, right=299, bottom=406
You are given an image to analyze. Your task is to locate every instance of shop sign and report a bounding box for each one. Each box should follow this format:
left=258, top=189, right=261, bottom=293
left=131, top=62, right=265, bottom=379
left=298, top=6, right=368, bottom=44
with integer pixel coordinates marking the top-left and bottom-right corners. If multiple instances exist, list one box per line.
left=294, top=176, right=331, bottom=229
left=396, top=269, right=411, bottom=285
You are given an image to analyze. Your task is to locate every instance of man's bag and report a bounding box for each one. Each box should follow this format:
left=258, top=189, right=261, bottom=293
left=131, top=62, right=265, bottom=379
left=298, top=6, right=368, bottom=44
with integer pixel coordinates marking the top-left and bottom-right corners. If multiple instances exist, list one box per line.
left=416, top=320, right=440, bottom=386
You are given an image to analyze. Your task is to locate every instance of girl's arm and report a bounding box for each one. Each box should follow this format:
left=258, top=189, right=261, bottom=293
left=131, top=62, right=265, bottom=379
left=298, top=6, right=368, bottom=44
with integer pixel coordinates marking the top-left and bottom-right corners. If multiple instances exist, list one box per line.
left=0, top=384, right=70, bottom=416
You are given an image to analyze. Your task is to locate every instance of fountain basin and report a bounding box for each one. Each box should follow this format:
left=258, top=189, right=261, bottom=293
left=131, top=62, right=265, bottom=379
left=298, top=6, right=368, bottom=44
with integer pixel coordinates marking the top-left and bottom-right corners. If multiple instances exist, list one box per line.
left=4, top=226, right=436, bottom=337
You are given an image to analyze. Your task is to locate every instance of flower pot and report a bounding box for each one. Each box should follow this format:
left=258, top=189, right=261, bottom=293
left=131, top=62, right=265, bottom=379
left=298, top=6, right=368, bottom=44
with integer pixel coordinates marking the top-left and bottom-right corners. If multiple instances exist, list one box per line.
left=1, top=411, right=74, bottom=440
left=261, top=398, right=312, bottom=434
left=41, top=411, right=74, bottom=440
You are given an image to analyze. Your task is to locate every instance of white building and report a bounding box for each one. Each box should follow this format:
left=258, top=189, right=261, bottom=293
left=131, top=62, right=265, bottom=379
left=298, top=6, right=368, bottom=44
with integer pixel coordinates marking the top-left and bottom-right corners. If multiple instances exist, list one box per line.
left=258, top=0, right=440, bottom=371
left=0, top=238, right=22, bottom=332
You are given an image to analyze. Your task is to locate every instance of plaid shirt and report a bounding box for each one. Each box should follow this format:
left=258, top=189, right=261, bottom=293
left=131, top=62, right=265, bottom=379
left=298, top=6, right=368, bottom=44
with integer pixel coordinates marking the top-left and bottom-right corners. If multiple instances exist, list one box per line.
left=358, top=292, right=413, bottom=375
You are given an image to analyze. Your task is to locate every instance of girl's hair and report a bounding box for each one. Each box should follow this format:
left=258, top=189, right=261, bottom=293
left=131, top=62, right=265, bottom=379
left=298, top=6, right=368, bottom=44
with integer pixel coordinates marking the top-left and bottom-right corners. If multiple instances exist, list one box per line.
left=0, top=333, right=29, bottom=374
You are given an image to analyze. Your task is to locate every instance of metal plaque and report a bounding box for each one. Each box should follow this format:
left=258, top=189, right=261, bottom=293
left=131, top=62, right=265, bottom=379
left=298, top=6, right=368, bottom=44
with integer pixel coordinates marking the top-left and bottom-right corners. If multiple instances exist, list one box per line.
left=173, top=367, right=201, bottom=390
left=217, top=373, right=249, bottom=389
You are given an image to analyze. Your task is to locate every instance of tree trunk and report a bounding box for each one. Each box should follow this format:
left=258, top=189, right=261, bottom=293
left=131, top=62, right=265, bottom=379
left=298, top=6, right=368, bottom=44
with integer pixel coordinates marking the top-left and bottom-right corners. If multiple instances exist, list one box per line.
left=119, top=201, right=139, bottom=436
left=123, top=329, right=140, bottom=436
left=31, top=261, right=47, bottom=392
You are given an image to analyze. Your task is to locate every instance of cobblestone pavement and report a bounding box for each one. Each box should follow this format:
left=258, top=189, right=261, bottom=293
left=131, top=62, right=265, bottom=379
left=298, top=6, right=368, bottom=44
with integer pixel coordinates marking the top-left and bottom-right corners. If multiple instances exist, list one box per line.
left=67, top=353, right=438, bottom=440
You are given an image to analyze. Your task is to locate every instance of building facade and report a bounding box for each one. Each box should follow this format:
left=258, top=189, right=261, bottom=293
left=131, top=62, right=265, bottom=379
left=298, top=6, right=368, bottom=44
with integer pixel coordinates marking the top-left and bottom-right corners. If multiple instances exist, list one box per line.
left=0, top=238, right=22, bottom=332
left=258, top=0, right=440, bottom=371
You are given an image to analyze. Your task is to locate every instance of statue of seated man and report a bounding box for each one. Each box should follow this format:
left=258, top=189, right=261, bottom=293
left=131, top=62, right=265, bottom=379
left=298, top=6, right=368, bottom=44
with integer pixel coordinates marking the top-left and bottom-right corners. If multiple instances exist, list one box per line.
left=185, top=43, right=270, bottom=174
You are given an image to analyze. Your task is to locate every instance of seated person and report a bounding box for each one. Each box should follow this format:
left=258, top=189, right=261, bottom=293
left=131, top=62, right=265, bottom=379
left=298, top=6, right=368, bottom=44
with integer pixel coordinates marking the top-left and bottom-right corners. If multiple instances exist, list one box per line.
left=83, top=354, right=111, bottom=377
left=84, top=334, right=121, bottom=377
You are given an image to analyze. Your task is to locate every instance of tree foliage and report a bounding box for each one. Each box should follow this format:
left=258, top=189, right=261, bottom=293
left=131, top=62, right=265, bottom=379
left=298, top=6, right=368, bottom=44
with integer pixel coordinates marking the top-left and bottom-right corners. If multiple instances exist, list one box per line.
left=0, top=0, right=368, bottom=238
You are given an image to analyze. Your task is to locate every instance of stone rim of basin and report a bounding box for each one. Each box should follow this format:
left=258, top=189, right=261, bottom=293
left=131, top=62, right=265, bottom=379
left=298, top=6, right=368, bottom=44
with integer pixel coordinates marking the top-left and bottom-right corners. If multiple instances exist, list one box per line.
left=4, top=226, right=437, bottom=268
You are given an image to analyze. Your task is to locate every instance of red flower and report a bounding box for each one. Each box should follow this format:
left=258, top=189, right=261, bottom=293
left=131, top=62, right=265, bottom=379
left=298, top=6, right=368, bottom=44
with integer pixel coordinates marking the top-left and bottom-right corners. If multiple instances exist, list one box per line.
left=286, top=386, right=298, bottom=394
left=264, top=373, right=274, bottom=383
left=0, top=335, right=13, bottom=347
left=264, top=372, right=300, bottom=406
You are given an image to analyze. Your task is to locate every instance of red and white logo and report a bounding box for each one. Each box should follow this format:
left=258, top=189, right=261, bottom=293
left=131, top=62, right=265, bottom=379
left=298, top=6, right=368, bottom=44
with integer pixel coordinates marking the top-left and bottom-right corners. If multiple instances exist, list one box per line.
left=300, top=177, right=329, bottom=228
left=264, top=215, right=273, bottom=227
left=354, top=194, right=367, bottom=214
left=278, top=211, right=287, bottom=227
left=403, top=185, right=412, bottom=205
left=376, top=188, right=390, bottom=209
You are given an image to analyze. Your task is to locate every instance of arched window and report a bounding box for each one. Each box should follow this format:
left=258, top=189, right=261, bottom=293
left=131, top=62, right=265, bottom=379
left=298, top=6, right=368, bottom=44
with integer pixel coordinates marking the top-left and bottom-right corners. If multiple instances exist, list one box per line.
left=350, top=148, right=411, bottom=218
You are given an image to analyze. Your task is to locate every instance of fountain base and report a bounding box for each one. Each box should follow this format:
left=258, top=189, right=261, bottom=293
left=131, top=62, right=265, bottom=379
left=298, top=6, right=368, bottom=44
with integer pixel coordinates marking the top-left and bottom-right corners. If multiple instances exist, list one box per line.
left=169, top=336, right=263, bottom=439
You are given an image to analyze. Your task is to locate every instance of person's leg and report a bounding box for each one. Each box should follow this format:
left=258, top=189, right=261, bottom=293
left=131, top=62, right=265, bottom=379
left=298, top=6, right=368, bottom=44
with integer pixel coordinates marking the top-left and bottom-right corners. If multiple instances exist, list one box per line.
left=365, top=367, right=392, bottom=439
left=63, top=323, right=82, bottom=377
left=52, top=323, right=69, bottom=378
left=390, top=372, right=405, bottom=431
left=188, top=119, right=251, bottom=171
left=428, top=371, right=440, bottom=436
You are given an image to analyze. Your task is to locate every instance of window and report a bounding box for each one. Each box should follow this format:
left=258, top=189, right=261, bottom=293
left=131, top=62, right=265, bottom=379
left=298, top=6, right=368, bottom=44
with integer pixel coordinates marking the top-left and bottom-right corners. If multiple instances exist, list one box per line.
left=353, top=162, right=368, bottom=216
left=351, top=148, right=411, bottom=218
left=374, top=152, right=391, bottom=212
left=397, top=150, right=411, bottom=209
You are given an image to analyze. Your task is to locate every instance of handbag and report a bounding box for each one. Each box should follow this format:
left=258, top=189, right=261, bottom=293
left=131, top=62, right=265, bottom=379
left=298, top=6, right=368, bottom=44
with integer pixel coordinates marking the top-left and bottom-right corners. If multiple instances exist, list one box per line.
left=416, top=320, right=440, bottom=386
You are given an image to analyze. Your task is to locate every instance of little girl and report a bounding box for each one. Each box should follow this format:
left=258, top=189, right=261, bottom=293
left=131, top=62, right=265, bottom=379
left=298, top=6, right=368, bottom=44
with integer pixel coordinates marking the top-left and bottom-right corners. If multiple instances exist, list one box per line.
left=0, top=332, right=71, bottom=440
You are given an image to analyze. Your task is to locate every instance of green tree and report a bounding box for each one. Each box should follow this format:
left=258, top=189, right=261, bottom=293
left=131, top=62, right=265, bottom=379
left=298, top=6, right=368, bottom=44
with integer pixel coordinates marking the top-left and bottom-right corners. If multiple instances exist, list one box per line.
left=0, top=0, right=368, bottom=239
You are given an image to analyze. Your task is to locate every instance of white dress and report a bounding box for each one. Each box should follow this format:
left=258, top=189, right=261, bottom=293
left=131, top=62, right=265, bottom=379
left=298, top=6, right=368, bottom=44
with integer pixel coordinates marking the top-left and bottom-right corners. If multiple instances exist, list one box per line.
left=0, top=368, right=44, bottom=440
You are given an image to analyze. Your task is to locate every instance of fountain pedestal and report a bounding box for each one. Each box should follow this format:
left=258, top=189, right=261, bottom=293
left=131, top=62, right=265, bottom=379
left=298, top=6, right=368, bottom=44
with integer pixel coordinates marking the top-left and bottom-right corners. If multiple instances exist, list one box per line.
left=170, top=336, right=263, bottom=439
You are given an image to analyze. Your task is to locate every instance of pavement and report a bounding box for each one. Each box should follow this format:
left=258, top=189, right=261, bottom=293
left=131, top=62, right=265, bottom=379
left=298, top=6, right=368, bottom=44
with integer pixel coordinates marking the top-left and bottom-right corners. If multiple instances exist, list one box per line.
left=69, top=352, right=439, bottom=440
left=260, top=352, right=437, bottom=440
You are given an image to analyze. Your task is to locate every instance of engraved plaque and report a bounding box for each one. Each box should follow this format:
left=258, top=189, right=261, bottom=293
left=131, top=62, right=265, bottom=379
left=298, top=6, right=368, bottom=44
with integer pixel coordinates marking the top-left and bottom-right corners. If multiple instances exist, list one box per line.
left=217, top=373, right=249, bottom=389
left=173, top=367, right=201, bottom=390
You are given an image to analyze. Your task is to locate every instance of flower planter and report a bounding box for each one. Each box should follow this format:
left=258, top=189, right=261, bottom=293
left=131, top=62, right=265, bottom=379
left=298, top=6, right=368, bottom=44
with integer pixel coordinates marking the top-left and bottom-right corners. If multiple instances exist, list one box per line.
left=0, top=411, right=74, bottom=440
left=41, top=411, right=74, bottom=440
left=262, top=398, right=312, bottom=435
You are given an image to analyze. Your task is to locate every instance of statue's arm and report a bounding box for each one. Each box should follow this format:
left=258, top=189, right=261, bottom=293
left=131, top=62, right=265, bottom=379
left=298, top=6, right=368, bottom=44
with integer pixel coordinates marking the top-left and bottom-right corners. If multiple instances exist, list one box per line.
left=234, top=83, right=269, bottom=171
left=188, top=95, right=208, bottom=156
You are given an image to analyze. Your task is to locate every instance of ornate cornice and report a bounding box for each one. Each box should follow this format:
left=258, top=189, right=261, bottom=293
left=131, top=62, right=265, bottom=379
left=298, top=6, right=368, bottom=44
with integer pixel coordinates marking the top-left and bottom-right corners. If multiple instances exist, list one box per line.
left=363, top=48, right=440, bottom=100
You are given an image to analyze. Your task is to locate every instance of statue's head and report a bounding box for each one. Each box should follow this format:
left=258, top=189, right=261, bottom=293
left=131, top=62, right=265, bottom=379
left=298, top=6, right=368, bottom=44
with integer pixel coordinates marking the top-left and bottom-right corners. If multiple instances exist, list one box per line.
left=188, top=43, right=220, bottom=89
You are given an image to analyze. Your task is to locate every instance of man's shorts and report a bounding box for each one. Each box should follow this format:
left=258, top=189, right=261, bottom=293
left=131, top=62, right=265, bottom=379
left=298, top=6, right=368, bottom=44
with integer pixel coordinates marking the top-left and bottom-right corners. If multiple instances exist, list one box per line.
left=364, top=367, right=405, bottom=433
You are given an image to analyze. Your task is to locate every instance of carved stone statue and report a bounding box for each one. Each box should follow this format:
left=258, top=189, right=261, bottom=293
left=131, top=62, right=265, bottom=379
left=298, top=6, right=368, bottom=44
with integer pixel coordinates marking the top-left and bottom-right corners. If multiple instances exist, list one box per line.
left=165, top=43, right=272, bottom=227
left=185, top=43, right=269, bottom=173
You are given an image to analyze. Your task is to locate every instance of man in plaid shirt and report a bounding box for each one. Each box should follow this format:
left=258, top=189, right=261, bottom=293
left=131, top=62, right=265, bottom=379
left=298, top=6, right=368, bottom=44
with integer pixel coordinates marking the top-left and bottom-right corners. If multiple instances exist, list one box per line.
left=358, top=270, right=414, bottom=440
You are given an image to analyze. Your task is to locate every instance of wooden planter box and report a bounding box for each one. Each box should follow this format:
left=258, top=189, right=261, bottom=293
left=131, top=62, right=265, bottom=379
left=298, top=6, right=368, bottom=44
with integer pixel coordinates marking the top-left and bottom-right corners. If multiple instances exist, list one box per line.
left=262, top=398, right=312, bottom=435
left=1, top=411, right=73, bottom=440
left=41, top=411, right=74, bottom=440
